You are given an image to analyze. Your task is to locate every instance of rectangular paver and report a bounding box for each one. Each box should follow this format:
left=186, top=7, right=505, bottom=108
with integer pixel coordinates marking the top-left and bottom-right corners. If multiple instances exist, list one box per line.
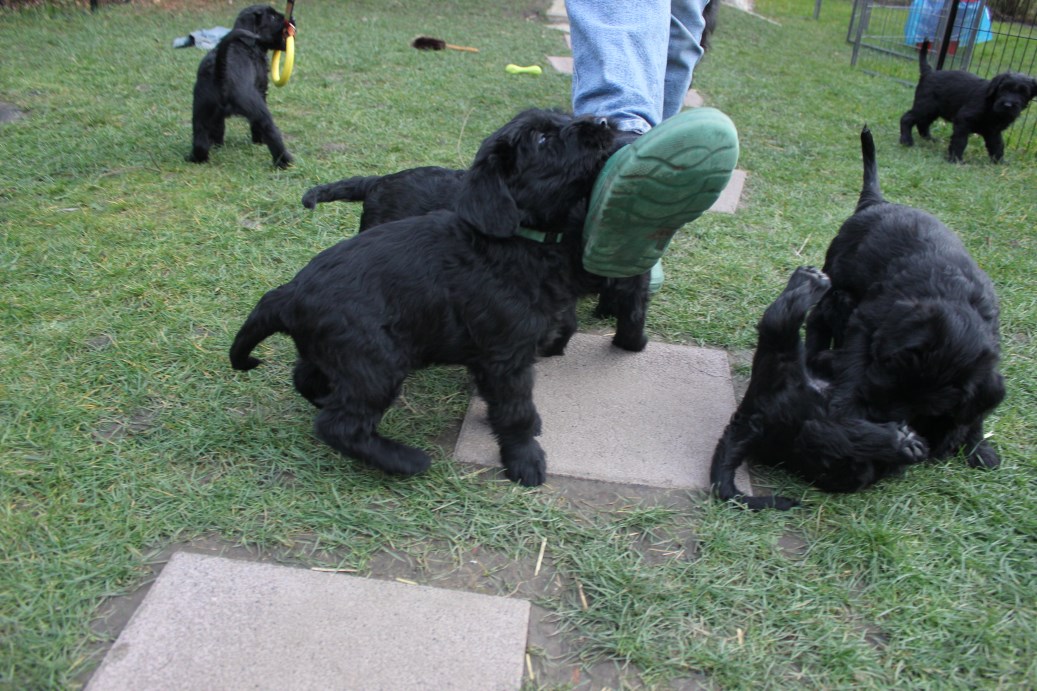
left=546, top=55, right=573, bottom=74
left=709, top=169, right=746, bottom=214
left=87, top=552, right=531, bottom=691
left=455, top=333, right=751, bottom=491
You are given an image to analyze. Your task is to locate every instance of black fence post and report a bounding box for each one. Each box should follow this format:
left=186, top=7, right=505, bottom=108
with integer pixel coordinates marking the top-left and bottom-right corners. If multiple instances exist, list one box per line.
left=936, top=0, right=961, bottom=69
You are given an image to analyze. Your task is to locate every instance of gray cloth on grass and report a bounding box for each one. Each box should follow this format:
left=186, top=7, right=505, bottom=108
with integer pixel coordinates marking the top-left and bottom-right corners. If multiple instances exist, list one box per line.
left=173, top=27, right=231, bottom=50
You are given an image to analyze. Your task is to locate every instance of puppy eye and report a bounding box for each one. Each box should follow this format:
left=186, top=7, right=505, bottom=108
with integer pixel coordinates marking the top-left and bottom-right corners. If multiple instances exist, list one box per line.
left=536, top=133, right=548, bottom=147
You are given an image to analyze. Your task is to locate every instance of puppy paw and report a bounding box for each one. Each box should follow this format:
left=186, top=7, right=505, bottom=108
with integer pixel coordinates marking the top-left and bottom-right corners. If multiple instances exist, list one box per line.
left=896, top=424, right=930, bottom=464
left=301, top=189, right=318, bottom=209
left=966, top=440, right=1000, bottom=469
left=501, top=441, right=546, bottom=486
left=789, top=266, right=831, bottom=296
left=611, top=330, right=648, bottom=352
left=274, top=152, right=294, bottom=169
left=537, top=338, right=568, bottom=357
left=372, top=445, right=432, bottom=477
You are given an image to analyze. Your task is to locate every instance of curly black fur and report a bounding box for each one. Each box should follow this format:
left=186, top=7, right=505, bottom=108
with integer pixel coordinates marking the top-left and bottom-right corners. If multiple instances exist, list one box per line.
left=713, top=127, right=1005, bottom=510
left=230, top=109, right=622, bottom=485
left=301, top=162, right=650, bottom=354
left=899, top=40, right=1037, bottom=162
left=710, top=266, right=930, bottom=511
left=188, top=5, right=292, bottom=169
left=806, top=127, right=1005, bottom=469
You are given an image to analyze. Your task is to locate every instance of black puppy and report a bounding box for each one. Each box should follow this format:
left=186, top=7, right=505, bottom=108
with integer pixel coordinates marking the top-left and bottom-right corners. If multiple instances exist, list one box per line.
left=710, top=266, right=930, bottom=510
left=807, top=127, right=1005, bottom=470
left=301, top=165, right=650, bottom=353
left=188, top=5, right=293, bottom=169
left=302, top=166, right=463, bottom=227
left=230, top=109, right=620, bottom=486
left=900, top=40, right=1037, bottom=162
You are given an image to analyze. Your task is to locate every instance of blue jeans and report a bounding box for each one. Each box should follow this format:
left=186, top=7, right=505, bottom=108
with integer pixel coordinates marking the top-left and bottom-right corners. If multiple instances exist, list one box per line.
left=567, top=0, right=710, bottom=133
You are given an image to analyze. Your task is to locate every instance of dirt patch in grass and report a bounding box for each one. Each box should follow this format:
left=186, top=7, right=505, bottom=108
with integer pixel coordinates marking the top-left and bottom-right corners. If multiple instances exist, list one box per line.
left=0, top=101, right=26, bottom=123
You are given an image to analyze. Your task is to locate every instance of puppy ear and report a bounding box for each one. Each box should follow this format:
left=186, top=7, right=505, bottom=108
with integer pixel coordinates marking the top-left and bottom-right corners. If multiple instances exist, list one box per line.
left=986, top=74, right=1007, bottom=101
left=455, top=140, right=520, bottom=237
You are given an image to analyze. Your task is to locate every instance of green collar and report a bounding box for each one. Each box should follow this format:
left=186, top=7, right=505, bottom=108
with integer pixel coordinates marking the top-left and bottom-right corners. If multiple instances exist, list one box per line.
left=515, top=226, right=564, bottom=244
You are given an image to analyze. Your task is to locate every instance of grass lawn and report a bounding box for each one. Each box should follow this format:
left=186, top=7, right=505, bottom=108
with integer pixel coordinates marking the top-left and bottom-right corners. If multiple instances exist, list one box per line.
left=1, top=0, right=1035, bottom=687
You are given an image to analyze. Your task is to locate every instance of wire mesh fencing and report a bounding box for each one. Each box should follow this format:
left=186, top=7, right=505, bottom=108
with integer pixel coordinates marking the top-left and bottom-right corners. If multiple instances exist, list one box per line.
left=849, top=0, right=1037, bottom=154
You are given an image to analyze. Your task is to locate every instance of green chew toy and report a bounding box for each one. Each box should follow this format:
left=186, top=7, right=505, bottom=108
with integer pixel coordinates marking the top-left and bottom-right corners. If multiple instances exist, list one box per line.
left=505, top=64, right=542, bottom=75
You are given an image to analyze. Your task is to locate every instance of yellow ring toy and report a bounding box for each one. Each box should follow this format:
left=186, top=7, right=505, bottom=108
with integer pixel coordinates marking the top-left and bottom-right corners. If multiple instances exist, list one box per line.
left=271, top=29, right=295, bottom=87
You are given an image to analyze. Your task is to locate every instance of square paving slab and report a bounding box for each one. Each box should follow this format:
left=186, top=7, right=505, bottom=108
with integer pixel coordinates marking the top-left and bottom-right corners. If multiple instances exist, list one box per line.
left=455, top=333, right=750, bottom=491
left=709, top=169, right=747, bottom=214
left=87, top=552, right=531, bottom=691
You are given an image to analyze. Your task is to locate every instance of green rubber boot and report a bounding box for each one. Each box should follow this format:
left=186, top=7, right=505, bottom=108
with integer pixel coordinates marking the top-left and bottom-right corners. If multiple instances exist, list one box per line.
left=582, top=107, right=739, bottom=278
left=649, top=260, right=664, bottom=294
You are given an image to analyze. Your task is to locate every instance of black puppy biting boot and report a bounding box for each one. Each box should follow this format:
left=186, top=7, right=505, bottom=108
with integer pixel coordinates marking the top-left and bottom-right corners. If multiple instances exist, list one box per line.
left=229, top=109, right=622, bottom=486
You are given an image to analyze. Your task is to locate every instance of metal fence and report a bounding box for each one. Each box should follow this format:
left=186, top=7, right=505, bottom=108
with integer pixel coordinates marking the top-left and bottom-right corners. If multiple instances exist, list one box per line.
left=848, top=0, right=1037, bottom=154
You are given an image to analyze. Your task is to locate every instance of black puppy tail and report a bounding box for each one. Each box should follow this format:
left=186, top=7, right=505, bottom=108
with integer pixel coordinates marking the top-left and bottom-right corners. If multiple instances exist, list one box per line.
left=856, top=126, right=884, bottom=212
left=301, top=176, right=381, bottom=209
left=918, top=39, right=932, bottom=77
left=710, top=427, right=801, bottom=511
left=229, top=284, right=294, bottom=371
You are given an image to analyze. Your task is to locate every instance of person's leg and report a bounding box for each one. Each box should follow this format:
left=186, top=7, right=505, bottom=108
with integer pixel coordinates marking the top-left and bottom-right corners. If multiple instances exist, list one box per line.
left=662, top=0, right=711, bottom=119
left=567, top=0, right=672, bottom=132
left=571, top=0, right=738, bottom=280
left=652, top=0, right=713, bottom=292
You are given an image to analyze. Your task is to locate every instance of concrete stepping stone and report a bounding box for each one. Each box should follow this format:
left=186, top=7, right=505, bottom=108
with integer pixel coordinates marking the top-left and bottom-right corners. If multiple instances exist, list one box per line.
left=683, top=88, right=705, bottom=108
left=546, top=55, right=573, bottom=74
left=546, top=0, right=568, bottom=21
left=87, top=552, right=531, bottom=691
left=455, top=333, right=750, bottom=491
left=708, top=169, right=747, bottom=214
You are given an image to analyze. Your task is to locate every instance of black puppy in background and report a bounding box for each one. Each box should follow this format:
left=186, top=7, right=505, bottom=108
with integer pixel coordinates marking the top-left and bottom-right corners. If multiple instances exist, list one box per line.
left=303, top=166, right=463, bottom=228
left=188, top=5, right=293, bottom=169
left=231, top=109, right=619, bottom=486
left=807, top=127, right=1005, bottom=470
left=301, top=165, right=651, bottom=354
left=900, top=40, right=1037, bottom=162
left=710, top=266, right=930, bottom=510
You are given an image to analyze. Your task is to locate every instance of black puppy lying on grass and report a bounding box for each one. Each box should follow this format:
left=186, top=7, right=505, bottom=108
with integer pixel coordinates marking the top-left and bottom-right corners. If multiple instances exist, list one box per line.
left=187, top=5, right=293, bottom=169
left=807, top=127, right=1004, bottom=470
left=301, top=164, right=651, bottom=354
left=710, top=266, right=930, bottom=510
left=231, top=109, right=619, bottom=486
left=900, top=40, right=1037, bottom=162
left=712, top=127, right=1004, bottom=510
